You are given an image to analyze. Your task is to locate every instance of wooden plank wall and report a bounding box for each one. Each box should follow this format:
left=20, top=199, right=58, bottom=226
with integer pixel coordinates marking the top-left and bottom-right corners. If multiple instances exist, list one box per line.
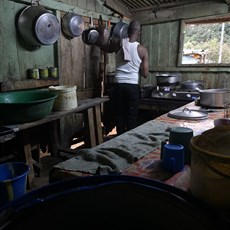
left=0, top=0, right=115, bottom=147
left=139, top=1, right=230, bottom=88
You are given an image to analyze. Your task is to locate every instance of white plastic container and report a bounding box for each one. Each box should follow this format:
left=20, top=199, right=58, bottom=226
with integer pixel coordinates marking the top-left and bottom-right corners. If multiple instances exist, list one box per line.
left=49, top=85, right=78, bottom=111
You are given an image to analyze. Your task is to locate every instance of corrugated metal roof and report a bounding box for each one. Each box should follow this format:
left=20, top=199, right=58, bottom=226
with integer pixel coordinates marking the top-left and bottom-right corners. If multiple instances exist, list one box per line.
left=116, top=0, right=227, bottom=14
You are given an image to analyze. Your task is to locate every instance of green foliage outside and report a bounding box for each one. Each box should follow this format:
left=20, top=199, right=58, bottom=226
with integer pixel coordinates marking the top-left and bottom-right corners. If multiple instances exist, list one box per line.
left=183, top=22, right=230, bottom=63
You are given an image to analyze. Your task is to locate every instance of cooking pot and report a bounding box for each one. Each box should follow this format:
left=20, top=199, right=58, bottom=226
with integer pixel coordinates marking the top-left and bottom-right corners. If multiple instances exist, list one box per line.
left=110, top=21, right=128, bottom=40
left=82, top=15, right=99, bottom=45
left=61, top=12, right=84, bottom=39
left=181, top=80, right=204, bottom=91
left=199, top=88, right=230, bottom=108
left=17, top=3, right=60, bottom=49
left=156, top=74, right=181, bottom=87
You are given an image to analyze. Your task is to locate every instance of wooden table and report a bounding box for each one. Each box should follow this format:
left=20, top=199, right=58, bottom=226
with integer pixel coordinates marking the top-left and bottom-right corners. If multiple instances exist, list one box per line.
left=1, top=96, right=109, bottom=188
left=49, top=101, right=225, bottom=191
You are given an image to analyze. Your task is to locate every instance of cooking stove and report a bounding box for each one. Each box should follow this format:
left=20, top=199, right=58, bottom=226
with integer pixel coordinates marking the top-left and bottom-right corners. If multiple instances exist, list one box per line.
left=139, top=86, right=201, bottom=120
left=150, top=89, right=200, bottom=101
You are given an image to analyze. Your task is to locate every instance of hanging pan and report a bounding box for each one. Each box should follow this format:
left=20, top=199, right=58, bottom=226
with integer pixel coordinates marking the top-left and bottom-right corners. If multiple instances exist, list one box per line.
left=61, top=10, right=84, bottom=39
left=17, top=0, right=60, bottom=49
left=96, top=15, right=110, bottom=46
left=82, top=15, right=99, bottom=45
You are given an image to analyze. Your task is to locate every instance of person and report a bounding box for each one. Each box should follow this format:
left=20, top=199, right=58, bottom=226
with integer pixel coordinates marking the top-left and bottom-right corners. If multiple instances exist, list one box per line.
left=97, top=20, right=149, bottom=135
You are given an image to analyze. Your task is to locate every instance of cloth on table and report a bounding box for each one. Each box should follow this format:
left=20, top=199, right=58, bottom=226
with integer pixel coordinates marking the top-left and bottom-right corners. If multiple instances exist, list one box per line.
left=55, top=120, right=177, bottom=175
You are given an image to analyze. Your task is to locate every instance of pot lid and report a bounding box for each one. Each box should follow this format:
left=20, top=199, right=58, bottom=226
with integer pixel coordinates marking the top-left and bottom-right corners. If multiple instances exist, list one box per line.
left=168, top=108, right=208, bottom=120
left=35, top=13, right=60, bottom=45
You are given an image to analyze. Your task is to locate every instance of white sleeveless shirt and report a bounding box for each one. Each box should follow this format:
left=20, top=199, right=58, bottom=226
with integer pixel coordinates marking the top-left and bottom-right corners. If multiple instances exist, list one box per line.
left=114, top=41, right=141, bottom=84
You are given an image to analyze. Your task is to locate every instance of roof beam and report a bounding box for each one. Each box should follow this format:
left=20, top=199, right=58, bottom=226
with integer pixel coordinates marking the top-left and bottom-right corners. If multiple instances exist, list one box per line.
left=130, top=0, right=213, bottom=13
left=104, top=0, right=131, bottom=18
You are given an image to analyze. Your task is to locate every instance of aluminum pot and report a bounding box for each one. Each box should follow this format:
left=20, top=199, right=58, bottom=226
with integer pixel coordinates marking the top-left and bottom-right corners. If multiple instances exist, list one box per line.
left=110, top=21, right=128, bottom=40
left=61, top=12, right=84, bottom=39
left=17, top=4, right=60, bottom=48
left=199, top=88, right=230, bottom=108
left=156, top=74, right=181, bottom=87
left=181, top=80, right=204, bottom=91
left=82, top=15, right=99, bottom=45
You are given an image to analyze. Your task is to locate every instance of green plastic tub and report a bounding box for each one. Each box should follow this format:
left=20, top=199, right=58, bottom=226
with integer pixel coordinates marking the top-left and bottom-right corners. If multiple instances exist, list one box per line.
left=0, top=90, right=57, bottom=124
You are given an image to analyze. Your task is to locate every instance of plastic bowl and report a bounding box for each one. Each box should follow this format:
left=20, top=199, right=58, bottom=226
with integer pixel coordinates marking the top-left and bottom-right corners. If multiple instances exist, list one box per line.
left=0, top=90, right=57, bottom=124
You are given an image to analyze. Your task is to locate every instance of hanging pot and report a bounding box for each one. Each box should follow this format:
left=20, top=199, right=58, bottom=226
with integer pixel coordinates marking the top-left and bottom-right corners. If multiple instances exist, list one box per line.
left=82, top=15, right=99, bottom=45
left=181, top=80, right=204, bottom=91
left=17, top=3, right=60, bottom=49
left=110, top=21, right=128, bottom=40
left=96, top=15, right=110, bottom=46
left=61, top=12, right=84, bottom=39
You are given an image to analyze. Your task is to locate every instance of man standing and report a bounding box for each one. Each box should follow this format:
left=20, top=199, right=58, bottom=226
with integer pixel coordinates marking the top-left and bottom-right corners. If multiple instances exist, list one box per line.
left=98, top=20, right=149, bottom=135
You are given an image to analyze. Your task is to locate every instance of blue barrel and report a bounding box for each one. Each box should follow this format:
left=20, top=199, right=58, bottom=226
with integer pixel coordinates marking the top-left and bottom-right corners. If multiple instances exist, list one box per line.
left=0, top=175, right=229, bottom=229
left=0, top=162, right=29, bottom=206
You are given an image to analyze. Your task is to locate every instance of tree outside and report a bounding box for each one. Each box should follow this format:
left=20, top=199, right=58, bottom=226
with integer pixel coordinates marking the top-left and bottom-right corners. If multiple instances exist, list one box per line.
left=183, top=22, right=230, bottom=64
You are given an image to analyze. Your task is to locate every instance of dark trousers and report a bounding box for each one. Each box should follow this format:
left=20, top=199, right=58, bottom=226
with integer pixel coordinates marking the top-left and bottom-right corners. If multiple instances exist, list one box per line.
left=111, top=83, right=140, bottom=135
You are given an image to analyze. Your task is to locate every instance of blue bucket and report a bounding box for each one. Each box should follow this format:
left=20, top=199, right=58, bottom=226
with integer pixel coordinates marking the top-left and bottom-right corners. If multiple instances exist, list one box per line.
left=0, top=162, right=29, bottom=206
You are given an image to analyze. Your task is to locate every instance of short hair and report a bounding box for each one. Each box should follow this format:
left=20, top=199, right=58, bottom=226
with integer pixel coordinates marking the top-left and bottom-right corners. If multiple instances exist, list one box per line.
left=128, top=21, right=141, bottom=35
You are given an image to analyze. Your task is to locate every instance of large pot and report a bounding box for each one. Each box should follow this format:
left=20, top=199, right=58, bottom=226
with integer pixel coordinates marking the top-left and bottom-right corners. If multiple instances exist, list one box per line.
left=17, top=4, right=60, bottom=48
left=199, top=88, right=230, bottom=108
left=61, top=12, right=84, bottom=39
left=156, top=74, right=181, bottom=87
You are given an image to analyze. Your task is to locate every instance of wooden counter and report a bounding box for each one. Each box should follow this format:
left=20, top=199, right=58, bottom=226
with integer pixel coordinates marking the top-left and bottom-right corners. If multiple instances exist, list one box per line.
left=49, top=101, right=224, bottom=191
left=1, top=97, right=109, bottom=188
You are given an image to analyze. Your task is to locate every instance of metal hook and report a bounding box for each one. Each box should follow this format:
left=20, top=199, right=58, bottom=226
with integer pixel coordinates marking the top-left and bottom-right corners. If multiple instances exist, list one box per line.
left=69, top=8, right=75, bottom=13
left=31, top=0, right=40, bottom=6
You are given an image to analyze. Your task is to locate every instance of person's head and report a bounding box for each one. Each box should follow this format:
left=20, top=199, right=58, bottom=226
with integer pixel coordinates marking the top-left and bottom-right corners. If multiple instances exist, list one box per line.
left=128, top=21, right=141, bottom=38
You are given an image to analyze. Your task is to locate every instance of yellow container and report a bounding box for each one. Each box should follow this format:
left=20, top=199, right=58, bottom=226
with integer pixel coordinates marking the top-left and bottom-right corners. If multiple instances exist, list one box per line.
left=189, top=125, right=230, bottom=210
left=48, top=85, right=77, bottom=111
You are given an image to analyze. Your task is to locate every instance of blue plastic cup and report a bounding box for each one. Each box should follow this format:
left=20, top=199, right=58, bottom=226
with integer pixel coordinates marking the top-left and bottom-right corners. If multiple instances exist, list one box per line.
left=162, top=144, right=184, bottom=173
left=0, top=162, right=29, bottom=206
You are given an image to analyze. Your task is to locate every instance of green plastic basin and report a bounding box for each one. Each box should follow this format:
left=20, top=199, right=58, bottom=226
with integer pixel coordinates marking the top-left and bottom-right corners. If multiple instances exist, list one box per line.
left=0, top=90, right=58, bottom=124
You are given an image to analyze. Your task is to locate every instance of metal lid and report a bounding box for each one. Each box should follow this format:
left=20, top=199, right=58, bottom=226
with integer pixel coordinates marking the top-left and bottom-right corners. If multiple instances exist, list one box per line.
left=35, top=13, right=60, bottom=45
left=168, top=108, right=208, bottom=120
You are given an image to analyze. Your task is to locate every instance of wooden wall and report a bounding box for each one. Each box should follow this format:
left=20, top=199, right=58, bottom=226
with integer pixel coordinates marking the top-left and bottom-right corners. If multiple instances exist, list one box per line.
left=0, top=0, right=116, bottom=147
left=1, top=0, right=230, bottom=147
left=139, top=1, right=230, bottom=89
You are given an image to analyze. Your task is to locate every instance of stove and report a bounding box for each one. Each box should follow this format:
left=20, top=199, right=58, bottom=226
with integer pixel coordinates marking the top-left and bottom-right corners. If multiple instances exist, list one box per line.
left=150, top=89, right=200, bottom=101
left=139, top=86, right=200, bottom=122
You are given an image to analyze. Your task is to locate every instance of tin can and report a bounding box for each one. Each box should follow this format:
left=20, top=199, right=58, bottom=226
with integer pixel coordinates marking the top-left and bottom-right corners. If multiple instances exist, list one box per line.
left=49, top=67, right=58, bottom=78
left=29, top=68, right=39, bottom=80
left=39, top=68, right=49, bottom=79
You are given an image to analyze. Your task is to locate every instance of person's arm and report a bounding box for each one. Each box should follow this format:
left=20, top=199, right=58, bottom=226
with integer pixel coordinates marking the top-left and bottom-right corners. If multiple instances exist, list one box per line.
left=97, top=27, right=120, bottom=53
left=138, top=44, right=149, bottom=78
